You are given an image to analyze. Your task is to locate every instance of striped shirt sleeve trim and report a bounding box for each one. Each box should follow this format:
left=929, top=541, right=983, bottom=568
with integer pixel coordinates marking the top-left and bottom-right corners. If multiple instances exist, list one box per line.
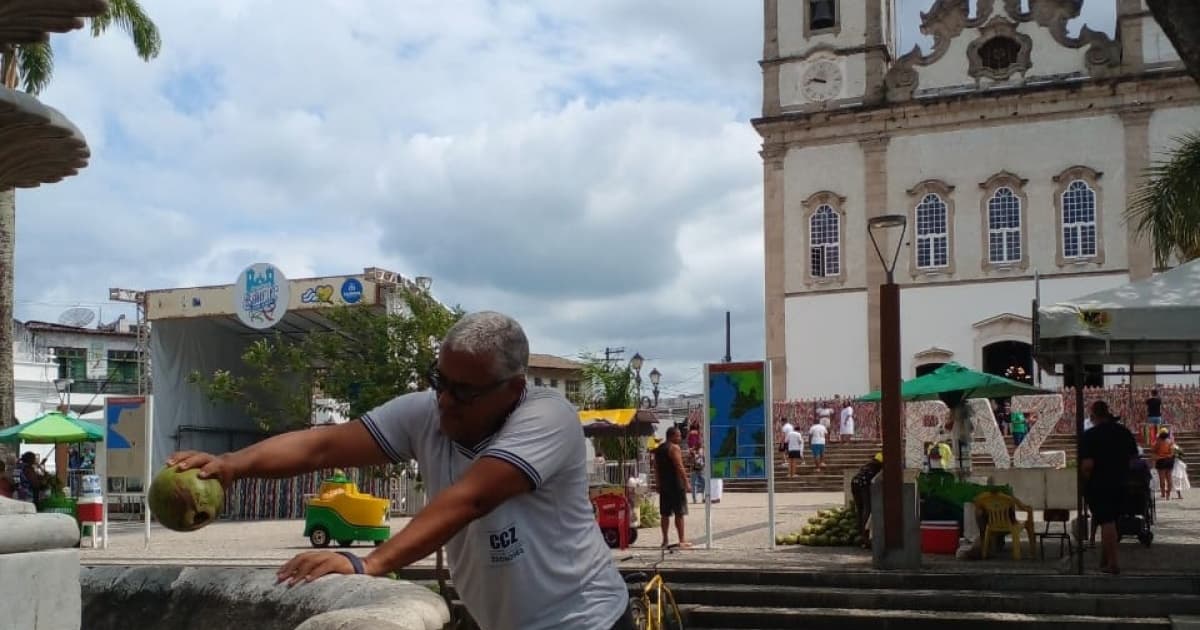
left=481, top=449, right=543, bottom=488
left=360, top=413, right=404, bottom=463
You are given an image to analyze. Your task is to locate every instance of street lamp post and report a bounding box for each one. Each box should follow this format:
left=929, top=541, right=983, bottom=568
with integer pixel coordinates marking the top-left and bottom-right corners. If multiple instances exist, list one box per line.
left=630, top=353, right=644, bottom=407
left=867, top=214, right=907, bottom=552
left=649, top=368, right=661, bottom=408
left=53, top=377, right=74, bottom=412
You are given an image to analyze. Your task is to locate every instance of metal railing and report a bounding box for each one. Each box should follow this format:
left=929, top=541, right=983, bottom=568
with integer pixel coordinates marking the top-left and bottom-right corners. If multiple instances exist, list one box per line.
left=588, top=459, right=648, bottom=486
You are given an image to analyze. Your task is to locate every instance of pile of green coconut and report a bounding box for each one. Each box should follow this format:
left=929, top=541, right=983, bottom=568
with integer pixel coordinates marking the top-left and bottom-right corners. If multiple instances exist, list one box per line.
left=776, top=506, right=862, bottom=547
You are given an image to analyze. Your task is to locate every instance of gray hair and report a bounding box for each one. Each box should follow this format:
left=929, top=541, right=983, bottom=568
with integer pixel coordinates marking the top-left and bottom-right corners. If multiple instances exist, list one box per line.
left=441, top=311, right=529, bottom=379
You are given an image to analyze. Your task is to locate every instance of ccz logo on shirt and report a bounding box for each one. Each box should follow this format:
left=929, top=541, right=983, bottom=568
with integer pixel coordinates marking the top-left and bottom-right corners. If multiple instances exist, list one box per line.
left=487, top=524, right=525, bottom=564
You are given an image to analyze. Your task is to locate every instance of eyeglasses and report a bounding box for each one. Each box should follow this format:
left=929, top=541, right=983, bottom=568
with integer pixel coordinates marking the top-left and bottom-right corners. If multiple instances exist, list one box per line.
left=426, top=361, right=512, bottom=404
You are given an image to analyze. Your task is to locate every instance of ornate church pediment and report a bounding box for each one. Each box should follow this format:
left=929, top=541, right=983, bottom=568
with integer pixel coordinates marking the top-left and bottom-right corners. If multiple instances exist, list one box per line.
left=885, top=0, right=1121, bottom=102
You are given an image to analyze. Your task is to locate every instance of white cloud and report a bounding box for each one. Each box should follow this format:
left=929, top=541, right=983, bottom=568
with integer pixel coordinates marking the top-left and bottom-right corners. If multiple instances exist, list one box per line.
left=14, top=1, right=766, bottom=392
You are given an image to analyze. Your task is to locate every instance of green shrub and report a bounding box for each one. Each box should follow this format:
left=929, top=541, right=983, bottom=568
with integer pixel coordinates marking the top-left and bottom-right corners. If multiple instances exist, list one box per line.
left=638, top=497, right=660, bottom=528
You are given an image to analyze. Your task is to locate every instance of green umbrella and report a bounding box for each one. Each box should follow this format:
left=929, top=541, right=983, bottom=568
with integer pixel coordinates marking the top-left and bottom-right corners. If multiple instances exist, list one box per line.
left=0, top=411, right=105, bottom=444
left=858, top=362, right=1048, bottom=405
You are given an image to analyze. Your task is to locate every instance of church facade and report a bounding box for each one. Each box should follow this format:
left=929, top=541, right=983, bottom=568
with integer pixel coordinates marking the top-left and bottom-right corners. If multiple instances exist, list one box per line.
left=754, top=0, right=1199, bottom=399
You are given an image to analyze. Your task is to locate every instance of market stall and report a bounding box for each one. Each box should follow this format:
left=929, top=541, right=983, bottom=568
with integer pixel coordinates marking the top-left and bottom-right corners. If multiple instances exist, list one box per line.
left=579, top=408, right=658, bottom=549
left=0, top=411, right=105, bottom=539
left=1034, top=259, right=1200, bottom=573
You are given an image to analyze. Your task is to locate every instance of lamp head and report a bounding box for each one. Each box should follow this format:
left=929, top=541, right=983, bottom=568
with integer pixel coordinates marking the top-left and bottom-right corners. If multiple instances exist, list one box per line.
left=866, top=213, right=908, bottom=278
left=868, top=214, right=907, bottom=230
left=649, top=367, right=661, bottom=386
left=630, top=353, right=644, bottom=372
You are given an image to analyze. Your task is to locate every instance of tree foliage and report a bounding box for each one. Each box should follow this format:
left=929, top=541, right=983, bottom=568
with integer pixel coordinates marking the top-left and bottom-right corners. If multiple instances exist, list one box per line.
left=189, top=290, right=462, bottom=432
left=1, top=0, right=161, bottom=94
left=1126, top=132, right=1200, bottom=267
left=578, top=354, right=640, bottom=461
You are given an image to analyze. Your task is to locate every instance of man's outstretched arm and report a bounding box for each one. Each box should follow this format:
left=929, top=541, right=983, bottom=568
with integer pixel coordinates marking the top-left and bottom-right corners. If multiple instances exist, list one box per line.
left=168, top=420, right=392, bottom=487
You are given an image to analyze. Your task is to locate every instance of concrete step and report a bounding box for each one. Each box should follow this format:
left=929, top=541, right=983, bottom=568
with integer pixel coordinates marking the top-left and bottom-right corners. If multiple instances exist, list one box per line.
left=682, top=604, right=1169, bottom=629
left=646, top=568, right=1200, bottom=595
left=661, top=583, right=1200, bottom=618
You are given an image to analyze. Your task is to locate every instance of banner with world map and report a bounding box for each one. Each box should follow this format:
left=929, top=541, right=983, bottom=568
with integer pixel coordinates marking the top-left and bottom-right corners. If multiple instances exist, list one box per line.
left=705, top=361, right=768, bottom=480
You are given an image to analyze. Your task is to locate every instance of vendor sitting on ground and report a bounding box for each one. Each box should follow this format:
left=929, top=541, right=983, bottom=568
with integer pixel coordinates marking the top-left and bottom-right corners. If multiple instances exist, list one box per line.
left=851, top=453, right=883, bottom=548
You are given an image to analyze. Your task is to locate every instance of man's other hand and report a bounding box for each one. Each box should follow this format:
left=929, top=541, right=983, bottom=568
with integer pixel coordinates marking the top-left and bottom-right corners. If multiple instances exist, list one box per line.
left=276, top=551, right=377, bottom=586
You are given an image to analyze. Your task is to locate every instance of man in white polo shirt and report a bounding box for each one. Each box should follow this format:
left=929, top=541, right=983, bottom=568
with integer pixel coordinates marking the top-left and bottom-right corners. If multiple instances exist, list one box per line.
left=167, top=311, right=631, bottom=630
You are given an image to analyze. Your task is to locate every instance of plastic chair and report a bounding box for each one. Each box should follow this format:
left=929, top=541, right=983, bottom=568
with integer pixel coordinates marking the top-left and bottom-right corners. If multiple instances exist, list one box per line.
left=1038, top=508, right=1074, bottom=559
left=974, top=491, right=1038, bottom=560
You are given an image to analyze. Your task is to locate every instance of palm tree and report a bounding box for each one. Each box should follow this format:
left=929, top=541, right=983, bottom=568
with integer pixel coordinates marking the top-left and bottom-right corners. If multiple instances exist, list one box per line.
left=579, top=355, right=641, bottom=462
left=1125, top=132, right=1200, bottom=268
left=0, top=1, right=161, bottom=436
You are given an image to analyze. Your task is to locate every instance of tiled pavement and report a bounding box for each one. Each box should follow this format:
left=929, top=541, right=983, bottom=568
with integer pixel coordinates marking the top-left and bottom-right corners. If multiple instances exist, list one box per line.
left=81, top=490, right=1200, bottom=576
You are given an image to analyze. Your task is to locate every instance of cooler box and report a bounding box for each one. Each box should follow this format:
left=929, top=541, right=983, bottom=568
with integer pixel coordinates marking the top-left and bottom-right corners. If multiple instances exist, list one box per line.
left=77, top=496, right=103, bottom=522
left=920, top=520, right=959, bottom=554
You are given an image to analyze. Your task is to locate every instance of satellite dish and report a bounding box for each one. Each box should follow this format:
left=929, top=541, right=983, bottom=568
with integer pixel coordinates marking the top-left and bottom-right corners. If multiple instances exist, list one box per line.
left=58, top=307, right=96, bottom=328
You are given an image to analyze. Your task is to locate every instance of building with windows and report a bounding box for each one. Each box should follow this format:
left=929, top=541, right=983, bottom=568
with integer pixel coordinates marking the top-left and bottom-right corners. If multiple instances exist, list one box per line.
left=528, top=353, right=585, bottom=403
left=13, top=319, right=142, bottom=414
left=754, top=0, right=1199, bottom=399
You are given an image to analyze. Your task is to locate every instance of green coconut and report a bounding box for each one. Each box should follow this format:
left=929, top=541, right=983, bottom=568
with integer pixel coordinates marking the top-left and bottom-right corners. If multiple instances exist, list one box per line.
left=148, top=466, right=224, bottom=532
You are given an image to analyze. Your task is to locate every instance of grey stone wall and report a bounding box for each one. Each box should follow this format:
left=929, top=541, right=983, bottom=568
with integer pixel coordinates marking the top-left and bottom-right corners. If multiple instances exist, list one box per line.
left=81, top=566, right=450, bottom=630
left=0, top=496, right=83, bottom=630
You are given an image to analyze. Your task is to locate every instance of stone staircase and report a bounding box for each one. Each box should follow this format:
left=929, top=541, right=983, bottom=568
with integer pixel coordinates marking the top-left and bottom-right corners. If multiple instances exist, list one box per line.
left=653, top=568, right=1200, bottom=629
left=720, top=432, right=1200, bottom=493
left=429, top=567, right=1200, bottom=629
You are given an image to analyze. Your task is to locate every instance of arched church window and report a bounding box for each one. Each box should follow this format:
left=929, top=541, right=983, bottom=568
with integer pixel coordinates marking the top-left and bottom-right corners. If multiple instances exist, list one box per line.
left=916, top=193, right=949, bottom=269
left=809, top=204, right=840, bottom=278
left=1062, top=180, right=1097, bottom=259
left=987, top=187, right=1022, bottom=264
left=1053, top=166, right=1104, bottom=266
left=801, top=191, right=847, bottom=284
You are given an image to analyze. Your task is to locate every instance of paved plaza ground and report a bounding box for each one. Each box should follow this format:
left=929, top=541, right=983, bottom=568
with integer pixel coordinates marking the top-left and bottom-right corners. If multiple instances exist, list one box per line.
left=81, top=490, right=1200, bottom=576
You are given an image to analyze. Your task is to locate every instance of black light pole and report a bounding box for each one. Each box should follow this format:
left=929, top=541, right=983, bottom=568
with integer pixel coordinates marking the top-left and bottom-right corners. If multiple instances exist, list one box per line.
left=649, top=368, right=661, bottom=408
left=630, top=353, right=644, bottom=408
left=868, top=213, right=908, bottom=551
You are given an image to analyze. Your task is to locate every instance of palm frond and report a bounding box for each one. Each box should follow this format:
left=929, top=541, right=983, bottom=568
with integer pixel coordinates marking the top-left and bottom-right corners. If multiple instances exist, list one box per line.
left=16, top=43, right=53, bottom=95
left=578, top=355, right=637, bottom=409
left=1126, top=132, right=1200, bottom=267
left=90, top=0, right=162, bottom=61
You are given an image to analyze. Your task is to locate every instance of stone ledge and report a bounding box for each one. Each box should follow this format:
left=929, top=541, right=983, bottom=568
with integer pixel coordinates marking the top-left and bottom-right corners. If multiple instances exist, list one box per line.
left=3, top=548, right=82, bottom=630
left=0, top=494, right=35, bottom=516
left=0, top=0, right=108, bottom=45
left=0, top=86, right=90, bottom=189
left=81, top=566, right=450, bottom=630
left=0, top=510, right=82, bottom=554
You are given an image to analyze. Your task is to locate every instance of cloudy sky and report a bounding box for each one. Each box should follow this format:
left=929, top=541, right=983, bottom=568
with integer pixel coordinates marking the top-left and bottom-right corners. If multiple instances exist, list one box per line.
left=16, top=1, right=1116, bottom=398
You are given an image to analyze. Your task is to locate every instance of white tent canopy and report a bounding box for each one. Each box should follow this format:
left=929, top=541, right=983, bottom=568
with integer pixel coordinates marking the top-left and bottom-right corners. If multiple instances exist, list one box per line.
left=1035, top=259, right=1200, bottom=367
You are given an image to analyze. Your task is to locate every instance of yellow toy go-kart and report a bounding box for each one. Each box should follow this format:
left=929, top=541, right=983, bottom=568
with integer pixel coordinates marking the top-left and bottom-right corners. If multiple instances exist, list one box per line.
left=303, top=472, right=391, bottom=548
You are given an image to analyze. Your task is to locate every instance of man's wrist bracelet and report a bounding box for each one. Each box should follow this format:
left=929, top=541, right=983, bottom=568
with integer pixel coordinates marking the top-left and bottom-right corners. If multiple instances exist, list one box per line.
left=337, top=551, right=365, bottom=575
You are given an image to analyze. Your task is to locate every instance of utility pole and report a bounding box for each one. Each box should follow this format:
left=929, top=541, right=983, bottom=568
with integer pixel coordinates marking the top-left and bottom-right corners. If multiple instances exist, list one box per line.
left=604, top=346, right=625, bottom=366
